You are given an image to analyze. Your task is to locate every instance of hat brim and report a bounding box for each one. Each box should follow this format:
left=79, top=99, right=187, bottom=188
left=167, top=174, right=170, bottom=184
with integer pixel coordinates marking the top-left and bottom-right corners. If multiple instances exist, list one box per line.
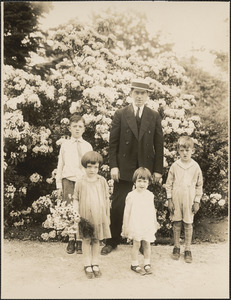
left=131, top=86, right=153, bottom=92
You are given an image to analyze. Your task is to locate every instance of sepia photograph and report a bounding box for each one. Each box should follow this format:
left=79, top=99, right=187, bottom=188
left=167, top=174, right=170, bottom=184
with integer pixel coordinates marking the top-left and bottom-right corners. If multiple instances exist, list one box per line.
left=1, top=1, right=229, bottom=299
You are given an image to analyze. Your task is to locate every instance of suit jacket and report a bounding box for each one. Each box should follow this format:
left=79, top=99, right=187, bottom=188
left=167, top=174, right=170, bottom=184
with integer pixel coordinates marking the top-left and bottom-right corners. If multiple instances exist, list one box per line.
left=109, top=104, right=164, bottom=181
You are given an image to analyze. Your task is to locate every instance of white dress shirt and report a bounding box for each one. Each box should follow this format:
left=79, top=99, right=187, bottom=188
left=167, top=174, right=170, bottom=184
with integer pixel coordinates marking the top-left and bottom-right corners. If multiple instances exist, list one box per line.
left=132, top=102, right=144, bottom=118
left=56, top=136, right=93, bottom=189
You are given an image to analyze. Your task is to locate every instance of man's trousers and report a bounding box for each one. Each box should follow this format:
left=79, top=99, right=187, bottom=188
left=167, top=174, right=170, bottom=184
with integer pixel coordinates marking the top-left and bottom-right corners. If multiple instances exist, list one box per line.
left=106, top=180, right=134, bottom=248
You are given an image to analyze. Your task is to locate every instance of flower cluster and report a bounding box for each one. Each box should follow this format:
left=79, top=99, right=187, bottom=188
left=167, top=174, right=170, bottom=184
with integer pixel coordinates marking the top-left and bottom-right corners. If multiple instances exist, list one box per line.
left=41, top=230, right=57, bottom=241
left=60, top=118, right=70, bottom=125
left=195, top=192, right=228, bottom=220
left=9, top=207, right=32, bottom=227
left=31, top=194, right=54, bottom=213
left=29, top=173, right=43, bottom=184
left=209, top=193, right=226, bottom=206
left=42, top=200, right=80, bottom=238
left=201, top=193, right=226, bottom=207
left=46, top=169, right=57, bottom=185
left=4, top=184, right=16, bottom=199
left=4, top=65, right=55, bottom=108
left=3, top=112, right=31, bottom=164
left=31, top=127, right=53, bottom=155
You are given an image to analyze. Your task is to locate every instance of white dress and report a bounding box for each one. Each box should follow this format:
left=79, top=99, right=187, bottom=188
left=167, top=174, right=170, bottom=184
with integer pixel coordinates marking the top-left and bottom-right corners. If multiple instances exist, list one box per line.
left=121, top=189, right=158, bottom=242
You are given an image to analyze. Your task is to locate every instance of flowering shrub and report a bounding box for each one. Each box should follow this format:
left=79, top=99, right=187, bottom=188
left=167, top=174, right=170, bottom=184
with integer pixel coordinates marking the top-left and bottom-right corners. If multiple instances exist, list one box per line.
left=3, top=10, right=228, bottom=239
left=6, top=190, right=58, bottom=228
left=194, top=193, right=228, bottom=220
left=6, top=186, right=227, bottom=241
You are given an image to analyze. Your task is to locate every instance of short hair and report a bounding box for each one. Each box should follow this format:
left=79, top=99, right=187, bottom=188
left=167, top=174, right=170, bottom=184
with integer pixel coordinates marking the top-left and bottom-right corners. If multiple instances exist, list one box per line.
left=132, top=167, right=152, bottom=184
left=69, top=114, right=85, bottom=126
left=81, top=151, right=103, bottom=168
left=177, top=136, right=194, bottom=149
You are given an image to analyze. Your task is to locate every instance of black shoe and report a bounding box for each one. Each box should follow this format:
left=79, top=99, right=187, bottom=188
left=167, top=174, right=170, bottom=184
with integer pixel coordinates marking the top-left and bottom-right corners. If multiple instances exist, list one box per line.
left=66, top=240, right=75, bottom=254
left=131, top=265, right=145, bottom=275
left=144, top=264, right=153, bottom=275
left=84, top=266, right=94, bottom=279
left=172, top=247, right=180, bottom=260
left=92, top=265, right=102, bottom=278
left=76, top=241, right=83, bottom=254
left=100, top=245, right=116, bottom=255
left=184, top=250, right=192, bottom=263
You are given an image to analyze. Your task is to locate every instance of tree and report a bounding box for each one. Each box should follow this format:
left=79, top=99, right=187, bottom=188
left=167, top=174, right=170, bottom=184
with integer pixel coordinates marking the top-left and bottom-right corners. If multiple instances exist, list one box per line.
left=4, top=2, right=52, bottom=69
left=92, top=8, right=174, bottom=58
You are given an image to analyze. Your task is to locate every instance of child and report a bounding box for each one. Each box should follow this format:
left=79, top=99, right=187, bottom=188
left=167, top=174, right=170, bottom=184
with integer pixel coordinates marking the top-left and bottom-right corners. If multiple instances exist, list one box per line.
left=73, top=151, right=111, bottom=279
left=165, top=136, right=203, bottom=263
left=121, top=167, right=158, bottom=275
left=56, top=114, right=93, bottom=254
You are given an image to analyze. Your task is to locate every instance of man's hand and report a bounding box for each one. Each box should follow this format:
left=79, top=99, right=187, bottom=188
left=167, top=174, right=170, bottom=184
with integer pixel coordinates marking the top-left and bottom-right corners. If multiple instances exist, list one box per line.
left=110, top=167, right=120, bottom=182
left=168, top=199, right=175, bottom=214
left=192, top=202, right=200, bottom=214
left=153, top=172, right=162, bottom=184
left=57, top=188, right=62, bottom=199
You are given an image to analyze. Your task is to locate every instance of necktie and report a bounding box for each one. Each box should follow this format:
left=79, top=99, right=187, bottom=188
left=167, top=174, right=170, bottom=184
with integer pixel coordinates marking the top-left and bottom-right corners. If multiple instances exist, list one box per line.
left=136, top=107, right=140, bottom=122
left=136, top=107, right=141, bottom=133
left=76, top=140, right=83, bottom=168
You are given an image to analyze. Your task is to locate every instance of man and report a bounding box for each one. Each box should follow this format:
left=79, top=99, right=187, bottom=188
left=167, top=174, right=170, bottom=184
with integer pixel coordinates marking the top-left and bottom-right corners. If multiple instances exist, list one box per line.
left=101, top=78, right=164, bottom=255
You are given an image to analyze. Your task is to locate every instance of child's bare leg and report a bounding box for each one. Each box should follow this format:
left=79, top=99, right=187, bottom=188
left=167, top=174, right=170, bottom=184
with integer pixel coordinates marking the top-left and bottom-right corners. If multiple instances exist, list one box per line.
left=183, top=222, right=193, bottom=251
left=82, top=238, right=94, bottom=278
left=91, top=239, right=102, bottom=277
left=131, top=240, right=140, bottom=266
left=91, top=239, right=100, bottom=265
left=143, top=240, right=153, bottom=274
left=130, top=240, right=144, bottom=274
left=82, top=238, right=92, bottom=266
left=143, top=240, right=151, bottom=264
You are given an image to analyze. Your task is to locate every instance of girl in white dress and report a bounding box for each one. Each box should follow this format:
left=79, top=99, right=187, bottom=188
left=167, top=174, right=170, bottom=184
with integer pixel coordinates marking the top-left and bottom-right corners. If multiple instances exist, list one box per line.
left=165, top=136, right=203, bottom=263
left=121, top=167, right=158, bottom=275
left=73, top=151, right=111, bottom=279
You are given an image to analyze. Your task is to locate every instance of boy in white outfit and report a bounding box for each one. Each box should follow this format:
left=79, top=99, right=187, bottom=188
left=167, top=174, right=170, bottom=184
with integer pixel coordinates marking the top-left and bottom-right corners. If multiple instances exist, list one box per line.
left=165, top=136, right=203, bottom=263
left=56, top=114, right=93, bottom=254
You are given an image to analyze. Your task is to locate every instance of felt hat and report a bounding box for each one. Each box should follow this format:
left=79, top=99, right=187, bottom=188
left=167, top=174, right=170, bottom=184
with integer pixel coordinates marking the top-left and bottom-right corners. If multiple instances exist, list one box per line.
left=131, top=78, right=153, bottom=92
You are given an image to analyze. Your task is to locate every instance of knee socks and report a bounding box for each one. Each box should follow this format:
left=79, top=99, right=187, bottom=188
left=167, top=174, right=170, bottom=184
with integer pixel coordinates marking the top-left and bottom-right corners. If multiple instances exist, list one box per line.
left=173, top=221, right=182, bottom=248
left=184, top=222, right=193, bottom=251
left=173, top=222, right=193, bottom=251
left=68, top=233, right=75, bottom=241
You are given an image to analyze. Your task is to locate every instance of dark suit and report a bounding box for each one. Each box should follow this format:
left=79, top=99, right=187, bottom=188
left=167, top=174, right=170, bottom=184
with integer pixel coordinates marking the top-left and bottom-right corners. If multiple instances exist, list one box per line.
left=106, top=104, right=164, bottom=247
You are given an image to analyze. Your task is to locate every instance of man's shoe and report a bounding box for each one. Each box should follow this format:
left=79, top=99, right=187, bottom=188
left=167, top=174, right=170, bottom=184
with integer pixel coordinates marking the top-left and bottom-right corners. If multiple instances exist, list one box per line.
left=76, top=241, right=83, bottom=254
left=172, top=247, right=180, bottom=260
left=100, top=245, right=116, bottom=255
left=66, top=240, right=75, bottom=254
left=184, top=250, right=192, bottom=263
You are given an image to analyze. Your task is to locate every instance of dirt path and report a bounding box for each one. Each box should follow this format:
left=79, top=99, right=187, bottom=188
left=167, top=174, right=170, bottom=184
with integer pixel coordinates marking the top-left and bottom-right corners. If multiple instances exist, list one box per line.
left=2, top=240, right=229, bottom=299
